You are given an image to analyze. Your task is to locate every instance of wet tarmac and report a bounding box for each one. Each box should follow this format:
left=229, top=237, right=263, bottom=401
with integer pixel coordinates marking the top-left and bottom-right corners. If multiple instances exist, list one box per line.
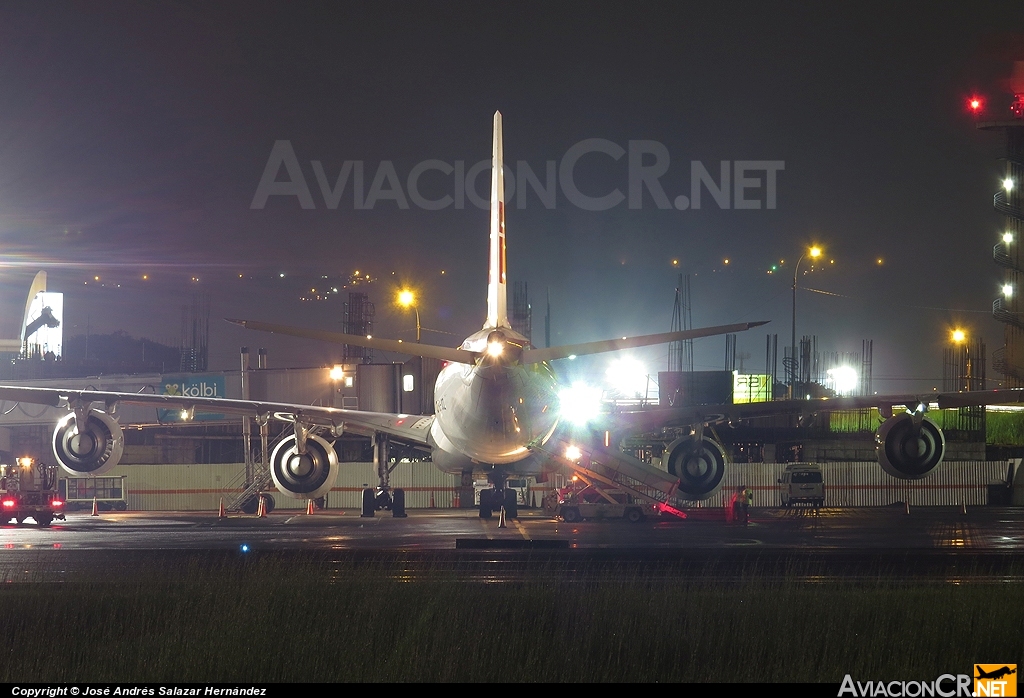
left=1, top=506, right=1022, bottom=584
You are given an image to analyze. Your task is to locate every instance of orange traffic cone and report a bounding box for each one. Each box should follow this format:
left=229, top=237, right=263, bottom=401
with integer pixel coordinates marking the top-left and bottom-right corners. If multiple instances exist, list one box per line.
left=453, top=490, right=460, bottom=509
left=430, top=491, right=436, bottom=508
left=256, top=496, right=266, bottom=518
left=218, top=497, right=226, bottom=519
left=91, top=496, right=99, bottom=516
left=306, top=499, right=315, bottom=515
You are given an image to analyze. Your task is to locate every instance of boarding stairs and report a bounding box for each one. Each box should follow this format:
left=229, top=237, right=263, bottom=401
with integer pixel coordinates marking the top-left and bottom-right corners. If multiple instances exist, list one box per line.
left=533, top=433, right=688, bottom=517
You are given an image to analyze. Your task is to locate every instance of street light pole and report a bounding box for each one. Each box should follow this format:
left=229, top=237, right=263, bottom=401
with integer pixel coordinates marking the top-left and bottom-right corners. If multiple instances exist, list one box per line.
left=790, top=246, right=821, bottom=399
left=397, top=289, right=421, bottom=342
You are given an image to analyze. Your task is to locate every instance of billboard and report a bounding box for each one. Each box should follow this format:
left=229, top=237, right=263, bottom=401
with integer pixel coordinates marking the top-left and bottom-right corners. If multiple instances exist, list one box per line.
left=23, top=292, right=63, bottom=359
left=158, top=374, right=227, bottom=422
left=733, top=372, right=771, bottom=403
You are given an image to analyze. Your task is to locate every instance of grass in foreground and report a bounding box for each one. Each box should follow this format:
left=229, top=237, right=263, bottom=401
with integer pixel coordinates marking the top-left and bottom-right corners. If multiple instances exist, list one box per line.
left=1, top=554, right=1021, bottom=682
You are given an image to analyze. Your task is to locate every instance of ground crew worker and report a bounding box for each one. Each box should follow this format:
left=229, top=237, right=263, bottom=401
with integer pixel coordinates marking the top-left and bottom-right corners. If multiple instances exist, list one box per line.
left=740, top=485, right=753, bottom=525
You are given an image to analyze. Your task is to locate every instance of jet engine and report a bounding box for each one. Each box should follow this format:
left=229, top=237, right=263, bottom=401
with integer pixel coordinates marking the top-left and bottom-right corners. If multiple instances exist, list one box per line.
left=51, top=410, right=124, bottom=476
left=875, top=413, right=945, bottom=480
left=663, top=436, right=727, bottom=500
left=269, top=433, right=339, bottom=500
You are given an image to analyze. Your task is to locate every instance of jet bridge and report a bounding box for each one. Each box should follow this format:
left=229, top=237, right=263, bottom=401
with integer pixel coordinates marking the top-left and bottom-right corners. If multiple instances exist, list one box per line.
left=534, top=434, right=688, bottom=518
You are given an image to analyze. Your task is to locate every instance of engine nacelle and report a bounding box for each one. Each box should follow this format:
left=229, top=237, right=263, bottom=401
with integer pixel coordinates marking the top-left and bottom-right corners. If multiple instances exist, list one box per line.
left=663, top=436, right=727, bottom=500
left=875, top=413, right=945, bottom=480
left=51, top=410, right=124, bottom=476
left=270, top=433, right=339, bottom=500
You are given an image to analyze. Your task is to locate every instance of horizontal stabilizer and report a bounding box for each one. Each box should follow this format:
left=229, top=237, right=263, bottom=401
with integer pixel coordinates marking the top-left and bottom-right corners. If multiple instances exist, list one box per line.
left=226, top=319, right=479, bottom=364
left=521, top=321, right=768, bottom=364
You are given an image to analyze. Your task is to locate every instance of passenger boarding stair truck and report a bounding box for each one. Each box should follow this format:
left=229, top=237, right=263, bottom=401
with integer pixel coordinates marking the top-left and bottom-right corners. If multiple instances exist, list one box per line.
left=535, top=434, right=689, bottom=519
left=1, top=458, right=66, bottom=526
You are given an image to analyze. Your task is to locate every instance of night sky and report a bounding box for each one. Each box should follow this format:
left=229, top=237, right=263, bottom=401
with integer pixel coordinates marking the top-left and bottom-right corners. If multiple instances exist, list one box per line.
left=2, top=2, right=1023, bottom=393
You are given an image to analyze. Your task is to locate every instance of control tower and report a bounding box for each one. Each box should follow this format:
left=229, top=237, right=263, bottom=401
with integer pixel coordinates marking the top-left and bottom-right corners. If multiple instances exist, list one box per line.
left=980, top=61, right=1024, bottom=386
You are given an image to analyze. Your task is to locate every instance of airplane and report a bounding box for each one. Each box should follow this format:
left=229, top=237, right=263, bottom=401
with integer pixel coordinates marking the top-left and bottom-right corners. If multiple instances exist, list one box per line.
left=0, top=112, right=764, bottom=518
left=975, top=666, right=1016, bottom=681
left=1, top=112, right=1022, bottom=519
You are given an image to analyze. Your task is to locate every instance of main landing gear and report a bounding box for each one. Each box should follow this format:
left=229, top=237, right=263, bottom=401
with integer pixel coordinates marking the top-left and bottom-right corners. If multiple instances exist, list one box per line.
left=361, top=487, right=406, bottom=518
left=360, top=432, right=408, bottom=518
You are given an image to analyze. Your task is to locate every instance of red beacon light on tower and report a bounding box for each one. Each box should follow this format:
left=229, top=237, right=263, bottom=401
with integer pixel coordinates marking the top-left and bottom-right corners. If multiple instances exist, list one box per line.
left=968, top=96, right=983, bottom=113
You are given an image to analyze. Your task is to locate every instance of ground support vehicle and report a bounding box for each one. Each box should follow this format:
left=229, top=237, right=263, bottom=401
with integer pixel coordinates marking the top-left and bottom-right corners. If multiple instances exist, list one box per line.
left=1, top=459, right=66, bottom=526
left=777, top=464, right=825, bottom=507
left=554, top=482, right=654, bottom=523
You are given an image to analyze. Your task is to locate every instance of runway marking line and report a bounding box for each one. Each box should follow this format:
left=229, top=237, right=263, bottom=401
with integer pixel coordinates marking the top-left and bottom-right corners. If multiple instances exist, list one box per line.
left=514, top=520, right=531, bottom=540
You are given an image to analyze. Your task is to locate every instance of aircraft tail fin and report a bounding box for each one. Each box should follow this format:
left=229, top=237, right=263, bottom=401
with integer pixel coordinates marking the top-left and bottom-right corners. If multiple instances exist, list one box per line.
left=484, top=110, right=509, bottom=330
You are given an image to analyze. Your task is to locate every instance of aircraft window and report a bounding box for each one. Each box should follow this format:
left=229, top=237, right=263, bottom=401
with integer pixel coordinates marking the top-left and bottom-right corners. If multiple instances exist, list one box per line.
left=791, top=472, right=822, bottom=483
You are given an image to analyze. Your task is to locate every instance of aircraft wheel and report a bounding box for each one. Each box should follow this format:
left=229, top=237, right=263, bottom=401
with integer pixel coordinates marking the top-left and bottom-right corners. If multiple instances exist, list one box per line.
left=114, top=501, right=127, bottom=511
left=15, top=516, right=24, bottom=525
left=626, top=508, right=643, bottom=523
left=479, top=489, right=493, bottom=519
left=392, top=488, right=407, bottom=518
left=36, top=515, right=52, bottom=527
left=503, top=489, right=518, bottom=519
left=562, top=507, right=581, bottom=523
left=361, top=488, right=375, bottom=518
left=240, top=496, right=259, bottom=515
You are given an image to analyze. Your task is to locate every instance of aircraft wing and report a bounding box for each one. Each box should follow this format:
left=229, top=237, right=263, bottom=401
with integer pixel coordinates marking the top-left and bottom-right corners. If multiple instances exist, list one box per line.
left=0, top=385, right=434, bottom=446
left=602, top=388, right=1024, bottom=432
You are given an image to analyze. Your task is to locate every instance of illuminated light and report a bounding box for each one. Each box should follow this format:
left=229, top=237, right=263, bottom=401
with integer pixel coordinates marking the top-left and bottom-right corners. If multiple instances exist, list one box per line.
left=672, top=259, right=679, bottom=266
left=142, top=275, right=148, bottom=280
left=329, top=366, right=344, bottom=381
left=564, top=445, right=582, bottom=461
left=969, top=97, right=982, bottom=111
left=877, top=258, right=883, bottom=265
left=18, top=457, right=32, bottom=468
left=830, top=259, right=834, bottom=264
left=826, top=366, right=859, bottom=396
left=398, top=289, right=415, bottom=307
left=809, top=246, right=822, bottom=258
left=354, top=270, right=359, bottom=275
left=1004, top=284, right=1014, bottom=298
left=606, top=357, right=649, bottom=397
left=486, top=341, right=504, bottom=357
left=1, top=500, right=14, bottom=508
left=568, top=354, right=577, bottom=360
left=94, top=276, right=100, bottom=281
left=1004, top=232, right=1014, bottom=244
left=1004, top=178, right=1015, bottom=192
left=279, top=273, right=285, bottom=278
left=723, top=259, right=730, bottom=264
left=366, top=335, right=372, bottom=339
left=441, top=270, right=446, bottom=275
left=240, top=544, right=251, bottom=553
left=180, top=410, right=191, bottom=420
left=51, top=500, right=63, bottom=508
left=951, top=329, right=966, bottom=343
left=558, top=382, right=604, bottom=426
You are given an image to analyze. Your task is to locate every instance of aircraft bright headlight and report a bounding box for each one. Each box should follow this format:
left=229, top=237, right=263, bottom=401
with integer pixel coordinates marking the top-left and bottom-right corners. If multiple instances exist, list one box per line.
left=486, top=341, right=504, bottom=357
left=565, top=445, right=582, bottom=461
left=558, top=382, right=603, bottom=426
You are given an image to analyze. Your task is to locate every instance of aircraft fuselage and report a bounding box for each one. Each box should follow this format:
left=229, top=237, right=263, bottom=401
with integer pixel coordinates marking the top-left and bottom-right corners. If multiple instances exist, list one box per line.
left=428, top=327, right=559, bottom=475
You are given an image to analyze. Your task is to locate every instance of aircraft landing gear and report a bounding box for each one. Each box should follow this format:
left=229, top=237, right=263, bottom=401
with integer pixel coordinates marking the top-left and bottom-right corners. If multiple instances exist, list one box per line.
left=478, top=473, right=518, bottom=520
left=360, top=432, right=409, bottom=518
left=360, top=487, right=407, bottom=518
